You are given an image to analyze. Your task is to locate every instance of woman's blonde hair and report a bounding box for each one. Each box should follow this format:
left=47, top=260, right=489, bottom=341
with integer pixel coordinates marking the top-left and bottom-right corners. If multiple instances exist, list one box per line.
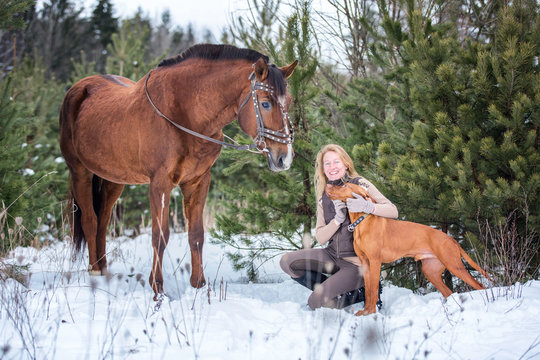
left=314, top=144, right=359, bottom=200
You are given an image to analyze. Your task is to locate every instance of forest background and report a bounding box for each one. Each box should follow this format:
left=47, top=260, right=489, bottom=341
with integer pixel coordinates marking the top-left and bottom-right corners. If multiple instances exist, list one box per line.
left=0, top=0, right=538, bottom=292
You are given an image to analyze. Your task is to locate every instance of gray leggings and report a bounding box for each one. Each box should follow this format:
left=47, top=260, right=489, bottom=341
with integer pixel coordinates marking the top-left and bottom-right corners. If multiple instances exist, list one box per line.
left=279, top=248, right=364, bottom=309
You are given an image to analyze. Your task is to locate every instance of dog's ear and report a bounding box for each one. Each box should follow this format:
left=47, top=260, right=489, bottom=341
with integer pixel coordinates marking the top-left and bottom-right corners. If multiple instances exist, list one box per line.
left=350, top=184, right=375, bottom=202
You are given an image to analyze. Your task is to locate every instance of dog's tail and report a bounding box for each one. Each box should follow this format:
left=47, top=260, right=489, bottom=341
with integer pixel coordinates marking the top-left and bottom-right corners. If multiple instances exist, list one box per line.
left=460, top=248, right=494, bottom=282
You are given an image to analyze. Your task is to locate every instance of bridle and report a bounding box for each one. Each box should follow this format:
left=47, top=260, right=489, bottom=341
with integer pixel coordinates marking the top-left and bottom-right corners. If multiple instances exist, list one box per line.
left=144, top=66, right=294, bottom=153
left=237, top=71, right=294, bottom=151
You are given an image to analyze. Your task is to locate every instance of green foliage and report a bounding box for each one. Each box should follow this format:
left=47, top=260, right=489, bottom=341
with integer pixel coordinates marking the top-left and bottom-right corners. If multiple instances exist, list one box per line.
left=211, top=1, right=327, bottom=280
left=0, top=74, right=61, bottom=253
left=90, top=0, right=118, bottom=49
left=0, top=78, right=30, bottom=234
left=0, top=0, right=538, bottom=288
left=365, top=1, right=539, bottom=288
left=106, top=16, right=151, bottom=79
left=0, top=0, right=34, bottom=30
left=6, top=56, right=69, bottom=239
left=89, top=0, right=118, bottom=72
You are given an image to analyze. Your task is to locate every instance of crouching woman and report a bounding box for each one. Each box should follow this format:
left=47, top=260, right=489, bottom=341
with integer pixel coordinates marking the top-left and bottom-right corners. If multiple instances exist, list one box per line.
left=279, top=144, right=398, bottom=310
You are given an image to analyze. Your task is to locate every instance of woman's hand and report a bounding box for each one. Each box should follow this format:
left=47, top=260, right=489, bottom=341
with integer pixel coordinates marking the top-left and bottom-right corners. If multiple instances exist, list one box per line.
left=332, top=199, right=347, bottom=224
left=346, top=193, right=374, bottom=214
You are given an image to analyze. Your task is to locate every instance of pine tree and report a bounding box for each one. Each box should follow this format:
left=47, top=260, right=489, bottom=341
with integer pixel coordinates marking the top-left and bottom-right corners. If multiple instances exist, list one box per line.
left=7, top=55, right=70, bottom=239
left=0, top=74, right=59, bottom=253
left=22, top=0, right=90, bottom=81
left=0, top=0, right=34, bottom=73
left=369, top=1, right=539, bottom=286
left=90, top=0, right=117, bottom=49
left=89, top=0, right=118, bottom=71
left=210, top=1, right=322, bottom=280
left=0, top=0, right=34, bottom=30
left=106, top=17, right=148, bottom=79
left=105, top=12, right=162, bottom=80
left=0, top=78, right=30, bottom=242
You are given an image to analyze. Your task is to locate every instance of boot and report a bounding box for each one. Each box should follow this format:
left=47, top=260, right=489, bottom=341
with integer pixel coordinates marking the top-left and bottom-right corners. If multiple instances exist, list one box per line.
left=336, top=282, right=383, bottom=309
left=291, top=270, right=328, bottom=291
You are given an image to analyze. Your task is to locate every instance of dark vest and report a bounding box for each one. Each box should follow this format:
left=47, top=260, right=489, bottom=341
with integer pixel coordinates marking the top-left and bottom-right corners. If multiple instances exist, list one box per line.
left=321, top=177, right=361, bottom=258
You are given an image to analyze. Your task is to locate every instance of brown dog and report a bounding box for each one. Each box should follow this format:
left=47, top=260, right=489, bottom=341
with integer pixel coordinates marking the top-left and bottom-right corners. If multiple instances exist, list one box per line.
left=326, top=182, right=492, bottom=316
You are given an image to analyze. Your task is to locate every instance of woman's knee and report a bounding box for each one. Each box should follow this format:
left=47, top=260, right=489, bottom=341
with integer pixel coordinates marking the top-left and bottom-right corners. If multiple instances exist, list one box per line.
left=307, top=284, right=336, bottom=309
left=279, top=252, right=295, bottom=276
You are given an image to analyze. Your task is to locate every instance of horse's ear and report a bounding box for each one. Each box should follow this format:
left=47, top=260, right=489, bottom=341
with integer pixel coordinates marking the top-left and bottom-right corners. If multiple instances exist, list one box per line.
left=254, top=57, right=268, bottom=81
left=280, top=60, right=298, bottom=79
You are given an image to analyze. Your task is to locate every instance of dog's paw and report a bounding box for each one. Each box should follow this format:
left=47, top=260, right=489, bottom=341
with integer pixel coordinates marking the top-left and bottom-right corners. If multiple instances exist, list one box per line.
left=354, top=308, right=376, bottom=316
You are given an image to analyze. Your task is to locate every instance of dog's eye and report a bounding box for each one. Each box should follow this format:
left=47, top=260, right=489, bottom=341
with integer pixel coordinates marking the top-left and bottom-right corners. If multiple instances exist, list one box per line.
left=261, top=102, right=272, bottom=110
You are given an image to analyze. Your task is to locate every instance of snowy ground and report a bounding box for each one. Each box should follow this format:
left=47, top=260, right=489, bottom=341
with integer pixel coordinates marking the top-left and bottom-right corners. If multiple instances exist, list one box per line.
left=1, top=232, right=539, bottom=360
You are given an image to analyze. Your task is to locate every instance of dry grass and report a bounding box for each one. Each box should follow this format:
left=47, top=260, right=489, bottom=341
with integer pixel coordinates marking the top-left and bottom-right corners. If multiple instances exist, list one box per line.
left=478, top=210, right=539, bottom=287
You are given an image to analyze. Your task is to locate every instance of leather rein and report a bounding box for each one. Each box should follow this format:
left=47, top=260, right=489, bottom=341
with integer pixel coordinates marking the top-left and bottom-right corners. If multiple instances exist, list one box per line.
left=144, top=68, right=294, bottom=154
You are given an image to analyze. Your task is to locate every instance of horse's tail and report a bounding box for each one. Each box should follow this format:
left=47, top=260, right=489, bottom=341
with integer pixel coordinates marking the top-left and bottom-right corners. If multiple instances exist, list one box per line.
left=60, top=80, right=101, bottom=253
left=67, top=174, right=104, bottom=253
left=67, top=181, right=84, bottom=252
left=460, top=247, right=494, bottom=282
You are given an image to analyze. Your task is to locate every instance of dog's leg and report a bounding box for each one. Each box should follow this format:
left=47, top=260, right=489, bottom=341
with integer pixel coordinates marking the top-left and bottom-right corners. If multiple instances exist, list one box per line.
left=441, top=253, right=486, bottom=291
left=355, top=260, right=381, bottom=315
left=421, top=258, right=453, bottom=297
left=434, top=237, right=486, bottom=292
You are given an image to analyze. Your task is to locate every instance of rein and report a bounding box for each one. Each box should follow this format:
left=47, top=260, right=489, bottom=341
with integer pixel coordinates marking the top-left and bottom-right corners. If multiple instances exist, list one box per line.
left=348, top=214, right=370, bottom=232
left=144, top=67, right=294, bottom=153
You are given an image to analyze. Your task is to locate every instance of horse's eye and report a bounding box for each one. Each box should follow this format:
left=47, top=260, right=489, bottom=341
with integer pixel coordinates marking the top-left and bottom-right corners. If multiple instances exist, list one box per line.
left=261, top=102, right=272, bottom=110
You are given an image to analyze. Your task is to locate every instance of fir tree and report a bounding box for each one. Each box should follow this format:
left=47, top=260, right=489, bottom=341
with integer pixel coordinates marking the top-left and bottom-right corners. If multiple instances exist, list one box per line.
left=0, top=0, right=34, bottom=30
left=211, top=1, right=321, bottom=280
left=105, top=13, right=155, bottom=79
left=90, top=0, right=117, bottom=49
left=89, top=0, right=118, bottom=71
left=7, top=55, right=70, bottom=239
left=0, top=78, right=29, bottom=239
left=368, top=1, right=539, bottom=286
left=0, top=75, right=58, bottom=253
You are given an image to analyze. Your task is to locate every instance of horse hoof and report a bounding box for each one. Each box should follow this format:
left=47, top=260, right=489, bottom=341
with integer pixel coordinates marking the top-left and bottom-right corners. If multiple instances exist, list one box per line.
left=89, top=270, right=102, bottom=276
left=190, top=275, right=206, bottom=289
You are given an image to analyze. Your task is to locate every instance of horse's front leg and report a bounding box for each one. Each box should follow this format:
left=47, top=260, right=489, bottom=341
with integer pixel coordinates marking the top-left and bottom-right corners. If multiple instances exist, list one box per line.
left=180, top=171, right=211, bottom=289
left=149, top=176, right=174, bottom=300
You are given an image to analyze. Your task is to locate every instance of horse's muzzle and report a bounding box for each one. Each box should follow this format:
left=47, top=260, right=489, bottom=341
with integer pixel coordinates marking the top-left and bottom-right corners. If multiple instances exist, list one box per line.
left=267, top=146, right=293, bottom=172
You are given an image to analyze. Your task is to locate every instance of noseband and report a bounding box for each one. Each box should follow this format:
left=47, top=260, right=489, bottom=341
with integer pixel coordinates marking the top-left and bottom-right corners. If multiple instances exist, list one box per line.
left=145, top=66, right=294, bottom=153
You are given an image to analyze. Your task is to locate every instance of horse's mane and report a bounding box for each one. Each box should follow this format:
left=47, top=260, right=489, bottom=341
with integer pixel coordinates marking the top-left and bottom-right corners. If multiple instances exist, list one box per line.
left=158, top=44, right=287, bottom=96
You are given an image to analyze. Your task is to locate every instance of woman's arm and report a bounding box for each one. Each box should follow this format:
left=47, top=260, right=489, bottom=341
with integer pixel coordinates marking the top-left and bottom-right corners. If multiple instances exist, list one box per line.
left=315, top=200, right=340, bottom=245
left=362, top=179, right=398, bottom=219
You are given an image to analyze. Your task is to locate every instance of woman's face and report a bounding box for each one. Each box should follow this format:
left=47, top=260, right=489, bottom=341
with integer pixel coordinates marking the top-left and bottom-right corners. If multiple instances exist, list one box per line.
left=323, top=151, right=347, bottom=181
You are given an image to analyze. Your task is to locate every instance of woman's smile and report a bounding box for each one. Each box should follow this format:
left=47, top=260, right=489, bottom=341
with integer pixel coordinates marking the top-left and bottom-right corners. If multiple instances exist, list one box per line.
left=323, top=151, right=347, bottom=181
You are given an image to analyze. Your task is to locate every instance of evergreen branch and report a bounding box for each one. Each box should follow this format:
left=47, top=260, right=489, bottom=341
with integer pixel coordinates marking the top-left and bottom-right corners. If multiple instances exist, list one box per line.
left=3, top=171, right=57, bottom=214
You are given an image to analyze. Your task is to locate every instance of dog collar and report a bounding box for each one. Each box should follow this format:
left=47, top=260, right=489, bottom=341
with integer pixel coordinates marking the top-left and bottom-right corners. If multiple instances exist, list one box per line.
left=348, top=214, right=370, bottom=232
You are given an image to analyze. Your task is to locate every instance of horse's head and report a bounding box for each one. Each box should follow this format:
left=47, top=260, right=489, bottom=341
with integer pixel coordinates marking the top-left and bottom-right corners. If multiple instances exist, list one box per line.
left=238, top=57, right=298, bottom=172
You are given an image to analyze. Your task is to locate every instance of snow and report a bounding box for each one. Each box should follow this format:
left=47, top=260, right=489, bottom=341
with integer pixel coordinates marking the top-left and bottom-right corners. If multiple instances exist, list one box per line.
left=1, top=232, right=539, bottom=359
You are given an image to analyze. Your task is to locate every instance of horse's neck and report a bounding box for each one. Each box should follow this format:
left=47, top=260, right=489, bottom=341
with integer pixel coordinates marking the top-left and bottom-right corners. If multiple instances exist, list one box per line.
left=156, top=65, right=249, bottom=132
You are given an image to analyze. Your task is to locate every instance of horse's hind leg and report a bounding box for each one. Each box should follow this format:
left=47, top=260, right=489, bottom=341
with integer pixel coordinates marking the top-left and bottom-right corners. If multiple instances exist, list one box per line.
left=70, top=169, right=100, bottom=274
left=95, top=180, right=124, bottom=273
left=421, top=258, right=453, bottom=297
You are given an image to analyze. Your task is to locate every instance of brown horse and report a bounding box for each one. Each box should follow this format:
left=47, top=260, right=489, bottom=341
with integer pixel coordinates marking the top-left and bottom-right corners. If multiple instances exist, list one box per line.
left=60, top=44, right=297, bottom=299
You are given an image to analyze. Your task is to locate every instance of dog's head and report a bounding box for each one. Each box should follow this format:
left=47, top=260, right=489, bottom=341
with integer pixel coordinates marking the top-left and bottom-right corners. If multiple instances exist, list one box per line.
left=326, top=182, right=372, bottom=203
